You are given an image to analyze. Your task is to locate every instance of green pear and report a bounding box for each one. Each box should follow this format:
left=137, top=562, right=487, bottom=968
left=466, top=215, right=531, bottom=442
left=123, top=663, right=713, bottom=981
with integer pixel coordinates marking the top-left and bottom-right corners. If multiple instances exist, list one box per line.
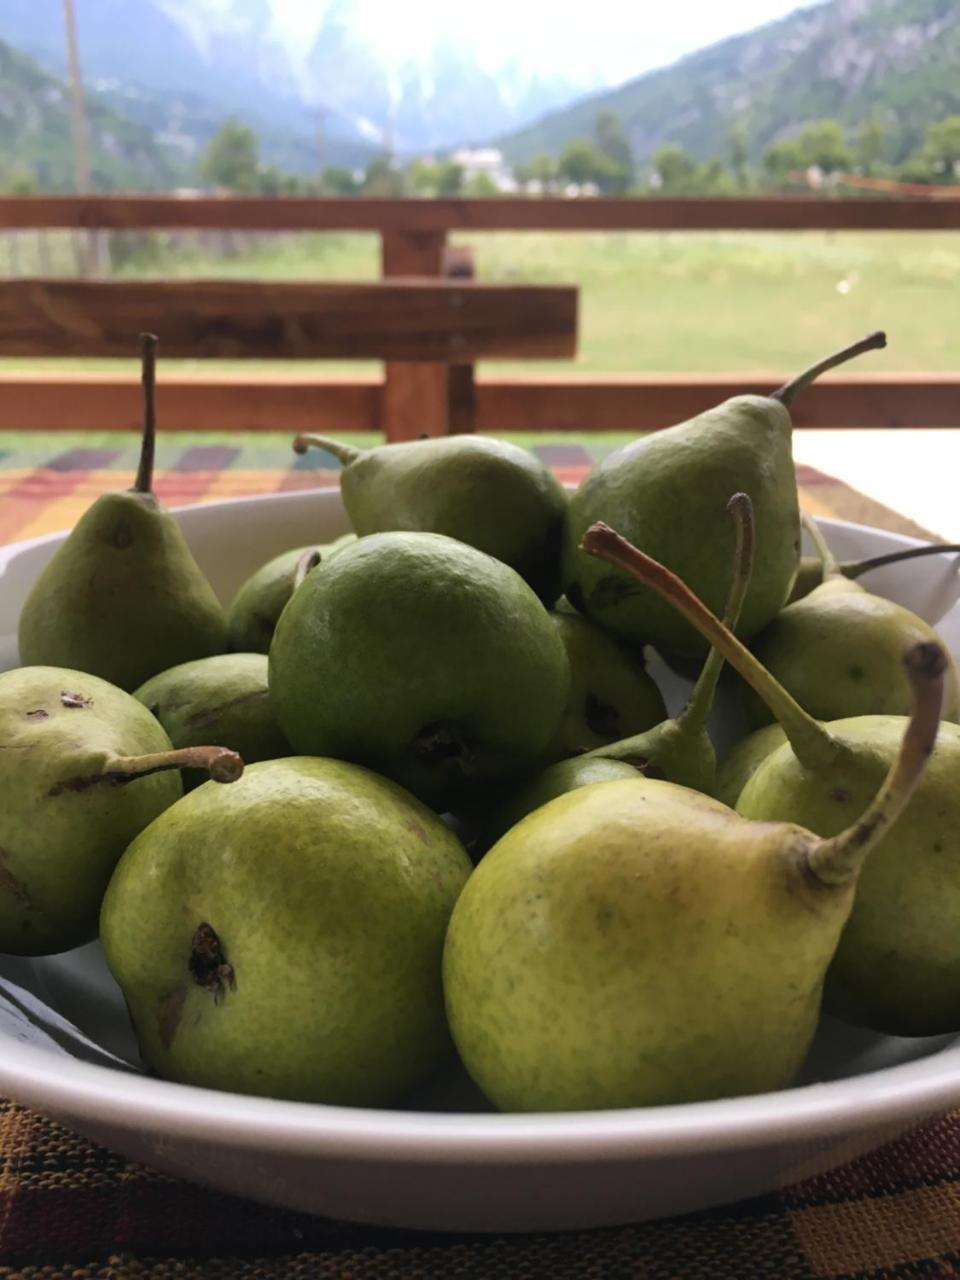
left=583, top=492, right=754, bottom=794
left=476, top=491, right=755, bottom=845
left=0, top=666, right=241, bottom=956
left=17, top=336, right=226, bottom=690
left=226, top=536, right=356, bottom=653
left=443, top=645, right=940, bottom=1111
left=269, top=532, right=569, bottom=810
left=581, top=521, right=960, bottom=1037
left=744, top=515, right=960, bottom=725
left=101, top=757, right=472, bottom=1106
left=134, top=654, right=289, bottom=790
left=293, top=433, right=567, bottom=604
left=787, top=541, right=960, bottom=604
left=714, top=724, right=788, bottom=808
left=462, top=757, right=642, bottom=860
left=562, top=333, right=886, bottom=660
left=546, top=610, right=664, bottom=759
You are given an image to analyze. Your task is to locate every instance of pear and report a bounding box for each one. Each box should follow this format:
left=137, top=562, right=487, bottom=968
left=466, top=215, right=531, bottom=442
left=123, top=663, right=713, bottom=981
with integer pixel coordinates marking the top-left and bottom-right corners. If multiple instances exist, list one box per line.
left=546, top=609, right=665, bottom=760
left=582, top=522, right=960, bottom=1037
left=787, top=540, right=960, bottom=604
left=18, top=335, right=227, bottom=690
left=443, top=641, right=941, bottom=1111
left=714, top=723, right=788, bottom=808
left=292, top=433, right=567, bottom=604
left=0, top=666, right=242, bottom=956
left=461, top=757, right=643, bottom=862
left=744, top=514, right=960, bottom=726
left=100, top=757, right=472, bottom=1106
left=583, top=491, right=754, bottom=794
left=269, top=532, right=569, bottom=810
left=226, top=536, right=356, bottom=653
left=562, top=332, right=886, bottom=660
left=472, top=492, right=754, bottom=854
left=134, top=653, right=289, bottom=790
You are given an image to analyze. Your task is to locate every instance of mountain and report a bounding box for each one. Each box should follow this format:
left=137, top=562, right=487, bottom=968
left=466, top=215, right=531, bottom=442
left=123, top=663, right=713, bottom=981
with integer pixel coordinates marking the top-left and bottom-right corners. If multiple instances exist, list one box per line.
left=0, top=0, right=605, bottom=159
left=300, top=0, right=604, bottom=150
left=497, top=0, right=960, bottom=169
left=0, top=39, right=183, bottom=191
left=0, top=0, right=369, bottom=172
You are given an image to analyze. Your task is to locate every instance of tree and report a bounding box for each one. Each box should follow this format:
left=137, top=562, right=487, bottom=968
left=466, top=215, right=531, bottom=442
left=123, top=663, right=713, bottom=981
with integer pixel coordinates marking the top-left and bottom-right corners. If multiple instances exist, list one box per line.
left=728, top=126, right=750, bottom=190
left=762, top=138, right=806, bottom=189
left=557, top=139, right=619, bottom=191
left=797, top=119, right=851, bottom=174
left=362, top=153, right=405, bottom=196
left=320, top=166, right=362, bottom=195
left=593, top=112, right=633, bottom=192
left=855, top=114, right=886, bottom=176
left=198, top=119, right=259, bottom=192
left=514, top=152, right=560, bottom=193
left=409, top=159, right=464, bottom=196
left=921, top=116, right=960, bottom=176
left=463, top=171, right=500, bottom=196
left=651, top=144, right=698, bottom=193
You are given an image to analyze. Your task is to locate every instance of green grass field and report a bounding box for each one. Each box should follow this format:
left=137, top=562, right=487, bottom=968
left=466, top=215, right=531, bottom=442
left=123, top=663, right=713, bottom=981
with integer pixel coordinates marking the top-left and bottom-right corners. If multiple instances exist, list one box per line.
left=2, top=229, right=957, bottom=375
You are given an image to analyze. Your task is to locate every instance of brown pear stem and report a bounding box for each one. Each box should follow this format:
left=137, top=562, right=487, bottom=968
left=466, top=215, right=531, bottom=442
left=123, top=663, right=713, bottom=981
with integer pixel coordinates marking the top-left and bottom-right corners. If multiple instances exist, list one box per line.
left=843, top=542, right=960, bottom=581
left=133, top=332, right=158, bottom=495
left=805, top=641, right=945, bottom=886
left=292, top=434, right=363, bottom=467
left=679, top=492, right=755, bottom=734
left=580, top=522, right=839, bottom=771
left=105, top=746, right=244, bottom=785
left=801, top=513, right=841, bottom=580
left=293, top=548, right=321, bottom=591
left=772, top=331, right=886, bottom=407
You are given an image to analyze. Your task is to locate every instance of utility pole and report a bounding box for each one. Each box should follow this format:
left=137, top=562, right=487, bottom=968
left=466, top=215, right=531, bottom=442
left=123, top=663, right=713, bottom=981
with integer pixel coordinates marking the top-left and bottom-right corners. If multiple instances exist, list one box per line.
left=63, top=0, right=103, bottom=274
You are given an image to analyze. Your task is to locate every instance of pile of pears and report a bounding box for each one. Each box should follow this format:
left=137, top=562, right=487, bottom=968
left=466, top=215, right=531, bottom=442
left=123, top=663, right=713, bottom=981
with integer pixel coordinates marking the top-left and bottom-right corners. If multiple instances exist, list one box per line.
left=7, top=328, right=960, bottom=1116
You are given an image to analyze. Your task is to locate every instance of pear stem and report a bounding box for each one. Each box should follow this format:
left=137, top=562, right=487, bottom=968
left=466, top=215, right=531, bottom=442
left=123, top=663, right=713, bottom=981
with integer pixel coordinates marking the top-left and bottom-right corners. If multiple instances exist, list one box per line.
left=805, top=641, right=945, bottom=886
left=292, top=434, right=363, bottom=467
left=580, top=522, right=839, bottom=771
left=133, top=332, right=158, bottom=496
left=106, top=746, right=244, bottom=785
left=48, top=746, right=244, bottom=796
left=679, top=492, right=755, bottom=734
left=801, top=513, right=841, bottom=580
left=843, top=542, right=960, bottom=581
left=293, top=548, right=321, bottom=591
left=772, top=331, right=887, bottom=407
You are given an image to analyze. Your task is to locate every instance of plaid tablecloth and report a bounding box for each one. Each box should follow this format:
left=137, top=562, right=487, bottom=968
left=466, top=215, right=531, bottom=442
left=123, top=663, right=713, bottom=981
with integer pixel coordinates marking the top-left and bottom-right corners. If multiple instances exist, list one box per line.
left=0, top=431, right=955, bottom=1279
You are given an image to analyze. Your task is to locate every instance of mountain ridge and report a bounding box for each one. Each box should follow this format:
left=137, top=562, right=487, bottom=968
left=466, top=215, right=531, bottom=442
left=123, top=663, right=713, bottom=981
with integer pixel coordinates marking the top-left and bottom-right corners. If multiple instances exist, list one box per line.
left=496, top=0, right=960, bottom=170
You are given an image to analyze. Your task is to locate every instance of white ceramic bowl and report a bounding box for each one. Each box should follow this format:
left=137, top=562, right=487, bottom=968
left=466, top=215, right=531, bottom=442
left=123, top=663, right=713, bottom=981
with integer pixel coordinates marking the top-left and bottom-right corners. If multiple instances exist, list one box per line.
left=1, top=490, right=959, bottom=1234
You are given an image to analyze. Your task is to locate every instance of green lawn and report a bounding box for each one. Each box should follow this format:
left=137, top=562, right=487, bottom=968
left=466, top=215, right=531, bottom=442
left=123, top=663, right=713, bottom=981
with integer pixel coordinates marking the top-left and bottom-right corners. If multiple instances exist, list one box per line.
left=2, top=229, right=957, bottom=375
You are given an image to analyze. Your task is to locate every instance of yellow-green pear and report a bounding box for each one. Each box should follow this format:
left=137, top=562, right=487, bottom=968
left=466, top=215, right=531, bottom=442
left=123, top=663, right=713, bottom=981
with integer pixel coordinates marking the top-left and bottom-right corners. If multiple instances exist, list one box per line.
left=562, top=333, right=886, bottom=660
left=17, top=336, right=226, bottom=690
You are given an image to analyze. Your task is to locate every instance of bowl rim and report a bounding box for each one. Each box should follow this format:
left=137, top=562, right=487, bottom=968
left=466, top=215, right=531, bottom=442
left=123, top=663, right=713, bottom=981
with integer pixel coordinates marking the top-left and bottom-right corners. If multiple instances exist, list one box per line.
left=2, top=498, right=960, bottom=1165
left=1, top=1023, right=958, bottom=1162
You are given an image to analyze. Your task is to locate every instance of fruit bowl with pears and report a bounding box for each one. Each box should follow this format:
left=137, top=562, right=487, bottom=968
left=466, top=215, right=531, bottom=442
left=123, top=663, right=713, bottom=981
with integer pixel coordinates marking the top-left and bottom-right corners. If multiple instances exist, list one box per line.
left=1, top=332, right=960, bottom=1233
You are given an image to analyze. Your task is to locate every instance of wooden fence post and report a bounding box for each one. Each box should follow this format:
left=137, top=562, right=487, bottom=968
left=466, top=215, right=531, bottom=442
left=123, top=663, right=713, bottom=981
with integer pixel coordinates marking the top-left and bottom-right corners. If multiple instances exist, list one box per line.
left=444, top=243, right=477, bottom=434
left=380, top=229, right=448, bottom=441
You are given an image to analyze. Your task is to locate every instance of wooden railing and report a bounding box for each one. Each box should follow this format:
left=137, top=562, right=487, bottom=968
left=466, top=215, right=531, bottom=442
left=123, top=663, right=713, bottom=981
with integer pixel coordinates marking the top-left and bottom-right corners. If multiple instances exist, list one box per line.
left=2, top=195, right=959, bottom=438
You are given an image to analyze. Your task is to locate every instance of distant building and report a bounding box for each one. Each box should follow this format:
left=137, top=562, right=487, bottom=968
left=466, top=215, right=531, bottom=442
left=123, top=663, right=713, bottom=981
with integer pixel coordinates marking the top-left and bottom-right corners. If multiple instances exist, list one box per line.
left=450, top=147, right=516, bottom=192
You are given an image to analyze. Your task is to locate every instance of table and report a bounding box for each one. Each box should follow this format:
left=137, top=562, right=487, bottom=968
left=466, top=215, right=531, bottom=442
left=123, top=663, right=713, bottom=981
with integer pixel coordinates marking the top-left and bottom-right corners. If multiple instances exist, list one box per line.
left=1, top=430, right=958, bottom=1278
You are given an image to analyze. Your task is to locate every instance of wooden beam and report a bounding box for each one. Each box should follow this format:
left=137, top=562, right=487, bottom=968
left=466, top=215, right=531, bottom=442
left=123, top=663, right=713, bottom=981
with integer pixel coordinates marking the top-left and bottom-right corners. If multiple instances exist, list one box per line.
left=0, top=278, right=577, bottom=361
left=1, top=196, right=958, bottom=233
left=0, top=371, right=381, bottom=432
left=1, top=371, right=956, bottom=432
left=381, top=229, right=448, bottom=441
left=474, top=373, right=960, bottom=431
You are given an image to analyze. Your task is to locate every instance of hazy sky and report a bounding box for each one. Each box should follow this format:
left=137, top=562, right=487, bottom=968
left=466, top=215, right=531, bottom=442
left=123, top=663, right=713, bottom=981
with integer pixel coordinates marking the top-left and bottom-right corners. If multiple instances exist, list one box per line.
left=273, top=0, right=809, bottom=82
